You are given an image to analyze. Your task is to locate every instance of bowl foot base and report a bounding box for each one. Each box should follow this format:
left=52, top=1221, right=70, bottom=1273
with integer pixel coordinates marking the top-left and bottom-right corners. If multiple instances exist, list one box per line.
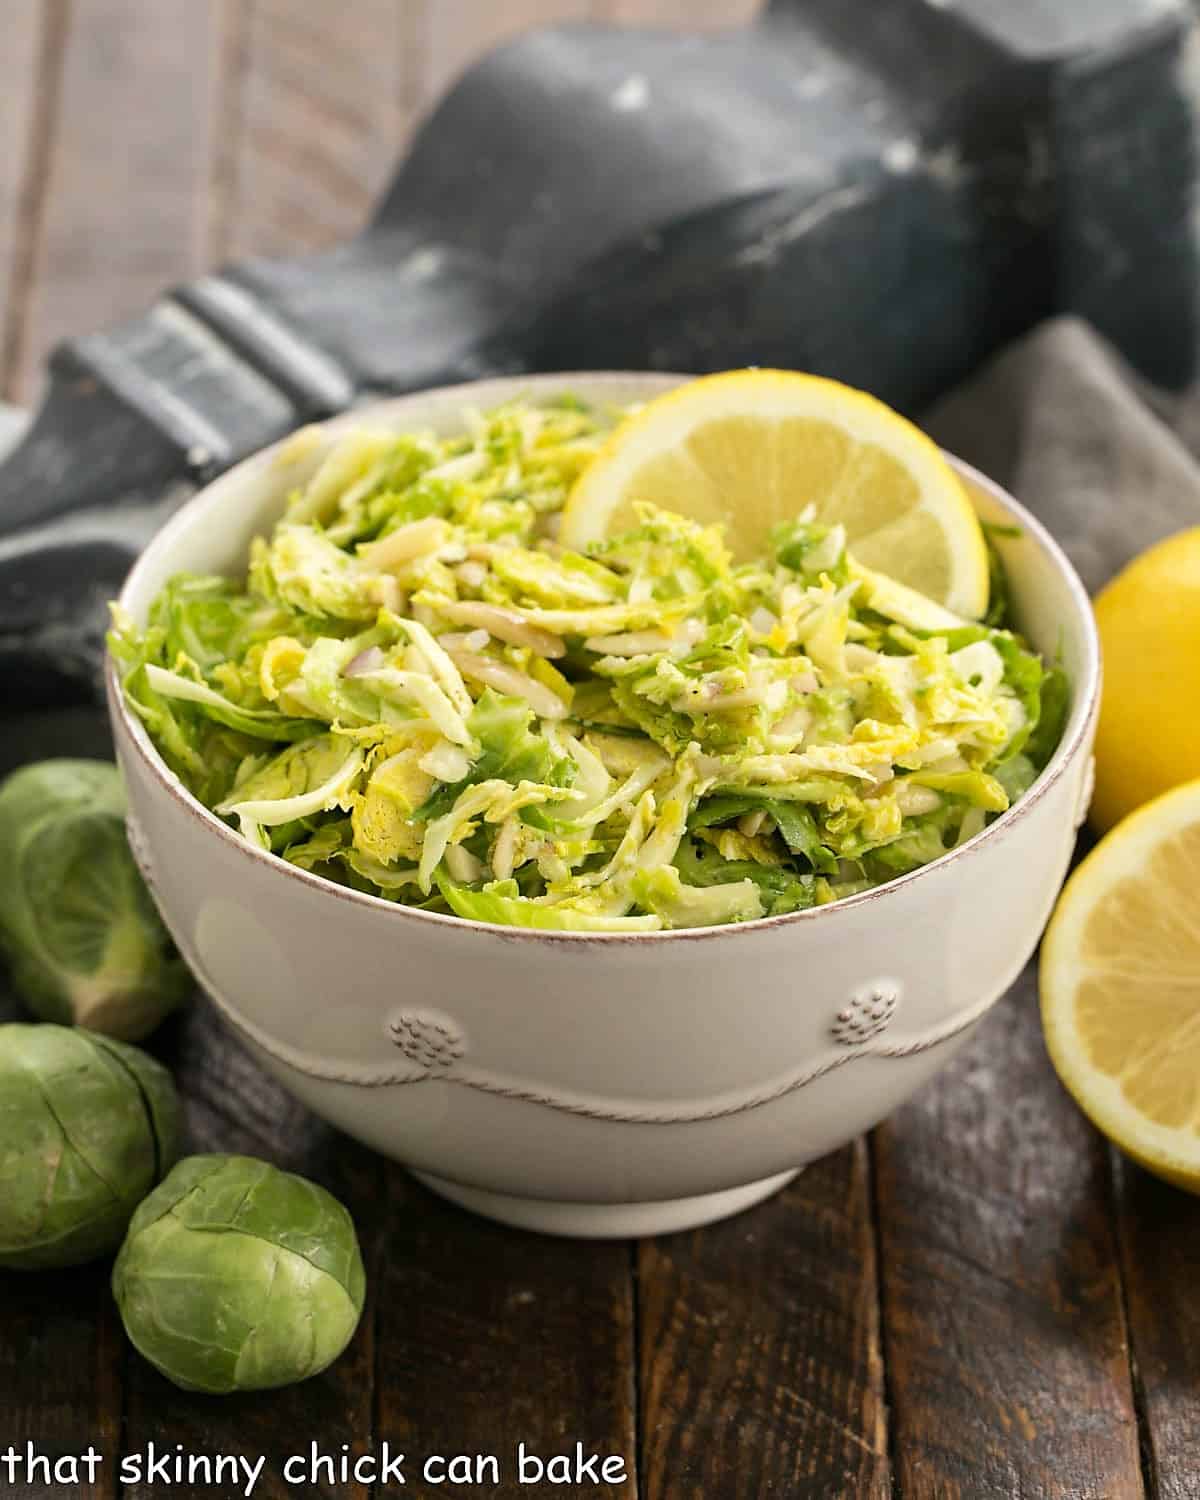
left=409, top=1168, right=801, bottom=1238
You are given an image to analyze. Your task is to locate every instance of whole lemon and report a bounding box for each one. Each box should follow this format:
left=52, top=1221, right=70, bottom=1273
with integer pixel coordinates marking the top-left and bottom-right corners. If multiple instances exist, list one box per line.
left=1091, top=526, right=1200, bottom=832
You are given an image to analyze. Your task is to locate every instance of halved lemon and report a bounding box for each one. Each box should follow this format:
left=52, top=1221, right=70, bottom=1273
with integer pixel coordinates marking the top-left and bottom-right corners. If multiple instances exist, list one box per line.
left=562, top=369, right=990, bottom=617
left=1040, top=778, right=1200, bottom=1192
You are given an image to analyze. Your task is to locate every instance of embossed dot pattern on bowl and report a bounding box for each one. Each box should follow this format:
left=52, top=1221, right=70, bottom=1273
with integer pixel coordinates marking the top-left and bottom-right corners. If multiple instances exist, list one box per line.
left=831, top=984, right=900, bottom=1047
left=388, top=1011, right=467, bottom=1074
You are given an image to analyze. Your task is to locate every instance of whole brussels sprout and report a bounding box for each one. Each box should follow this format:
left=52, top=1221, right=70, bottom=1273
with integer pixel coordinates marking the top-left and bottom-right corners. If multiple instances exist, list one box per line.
left=113, top=1155, right=366, bottom=1393
left=0, top=1023, right=180, bottom=1269
left=0, top=759, right=189, bottom=1040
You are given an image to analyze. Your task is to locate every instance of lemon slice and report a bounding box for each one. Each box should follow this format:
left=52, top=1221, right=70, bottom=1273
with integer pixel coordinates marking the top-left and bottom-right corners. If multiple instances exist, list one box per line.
left=1040, top=778, right=1200, bottom=1192
left=563, top=369, right=989, bottom=617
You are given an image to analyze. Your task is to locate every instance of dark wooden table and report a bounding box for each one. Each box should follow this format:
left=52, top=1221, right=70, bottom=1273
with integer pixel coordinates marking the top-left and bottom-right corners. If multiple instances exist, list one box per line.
left=3, top=4, right=1200, bottom=1497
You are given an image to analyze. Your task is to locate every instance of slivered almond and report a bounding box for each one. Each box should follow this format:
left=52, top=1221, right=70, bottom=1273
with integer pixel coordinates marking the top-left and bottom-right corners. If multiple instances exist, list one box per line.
left=447, top=650, right=569, bottom=720
left=356, top=517, right=450, bottom=571
left=438, top=600, right=566, bottom=658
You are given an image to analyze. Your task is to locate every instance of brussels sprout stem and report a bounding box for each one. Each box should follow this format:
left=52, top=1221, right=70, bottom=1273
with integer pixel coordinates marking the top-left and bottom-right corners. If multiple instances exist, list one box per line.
left=65, top=904, right=184, bottom=1041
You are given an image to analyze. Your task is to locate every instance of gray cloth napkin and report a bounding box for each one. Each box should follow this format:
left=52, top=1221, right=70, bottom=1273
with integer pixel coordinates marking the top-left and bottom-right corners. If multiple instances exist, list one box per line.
left=926, top=316, right=1200, bottom=596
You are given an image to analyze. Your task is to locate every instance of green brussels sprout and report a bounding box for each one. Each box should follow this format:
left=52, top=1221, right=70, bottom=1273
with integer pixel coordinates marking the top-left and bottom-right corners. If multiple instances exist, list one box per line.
left=113, top=1155, right=366, bottom=1394
left=0, top=759, right=189, bottom=1040
left=0, top=1023, right=180, bottom=1270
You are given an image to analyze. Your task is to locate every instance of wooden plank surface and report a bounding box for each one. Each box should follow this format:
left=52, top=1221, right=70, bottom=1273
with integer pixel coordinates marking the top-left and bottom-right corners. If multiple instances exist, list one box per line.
left=220, top=0, right=415, bottom=262
left=374, top=1173, right=638, bottom=1498
left=874, top=971, right=1146, bottom=1499
left=1115, top=1160, right=1200, bottom=1500
left=600, top=0, right=761, bottom=25
left=0, top=1, right=65, bottom=399
left=11, top=0, right=226, bottom=401
left=3, top=0, right=765, bottom=399
left=0, top=712, right=123, bottom=1500
left=120, top=1002, right=384, bottom=1500
left=638, top=1143, right=890, bottom=1499
left=0, top=1264, right=122, bottom=1500
left=419, top=0, right=602, bottom=110
left=416, top=0, right=759, bottom=114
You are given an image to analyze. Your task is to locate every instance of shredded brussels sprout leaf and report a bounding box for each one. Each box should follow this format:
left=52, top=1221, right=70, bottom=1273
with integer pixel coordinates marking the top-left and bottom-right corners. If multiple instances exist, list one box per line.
left=110, top=397, right=1069, bottom=930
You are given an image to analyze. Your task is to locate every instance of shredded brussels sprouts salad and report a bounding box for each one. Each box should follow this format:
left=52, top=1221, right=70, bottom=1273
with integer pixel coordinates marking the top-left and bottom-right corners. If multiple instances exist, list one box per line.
left=110, top=396, right=1069, bottom=932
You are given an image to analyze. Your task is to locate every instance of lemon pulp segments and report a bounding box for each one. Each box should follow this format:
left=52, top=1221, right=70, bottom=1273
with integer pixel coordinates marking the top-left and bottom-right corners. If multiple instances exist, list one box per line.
left=562, top=369, right=989, bottom=618
left=1041, top=779, right=1200, bottom=1191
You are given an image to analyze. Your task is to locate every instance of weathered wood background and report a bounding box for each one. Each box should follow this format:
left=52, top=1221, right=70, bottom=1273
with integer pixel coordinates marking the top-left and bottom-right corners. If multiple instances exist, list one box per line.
left=2, top=3, right=1200, bottom=1498
left=0, top=0, right=760, bottom=404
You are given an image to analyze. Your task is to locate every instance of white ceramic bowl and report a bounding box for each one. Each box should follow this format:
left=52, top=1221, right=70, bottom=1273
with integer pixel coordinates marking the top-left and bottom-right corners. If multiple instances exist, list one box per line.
left=108, top=373, right=1100, bottom=1238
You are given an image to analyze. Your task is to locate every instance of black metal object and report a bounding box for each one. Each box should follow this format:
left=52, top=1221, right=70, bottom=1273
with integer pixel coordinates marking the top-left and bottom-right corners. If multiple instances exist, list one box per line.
left=1, top=0, right=1195, bottom=704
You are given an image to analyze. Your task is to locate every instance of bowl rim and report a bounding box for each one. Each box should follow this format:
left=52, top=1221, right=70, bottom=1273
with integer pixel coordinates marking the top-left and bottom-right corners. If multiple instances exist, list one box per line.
left=107, top=370, right=1101, bottom=946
